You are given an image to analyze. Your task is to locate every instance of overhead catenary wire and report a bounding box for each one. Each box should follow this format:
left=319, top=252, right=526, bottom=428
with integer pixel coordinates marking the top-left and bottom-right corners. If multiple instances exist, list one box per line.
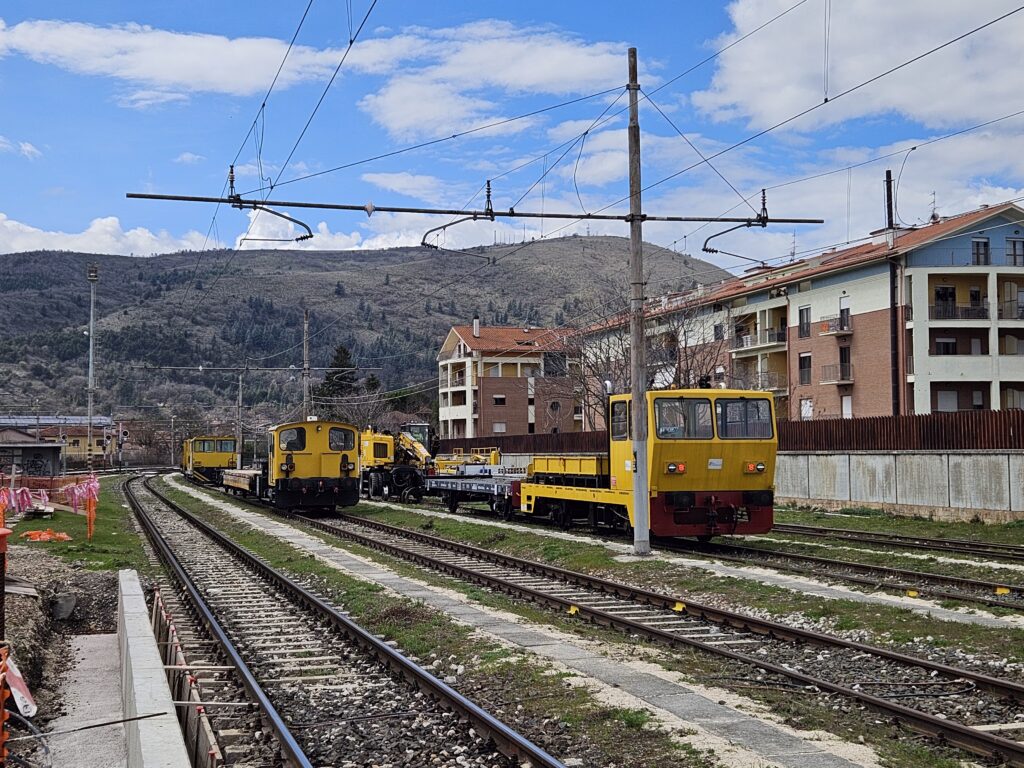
left=186, top=1, right=381, bottom=316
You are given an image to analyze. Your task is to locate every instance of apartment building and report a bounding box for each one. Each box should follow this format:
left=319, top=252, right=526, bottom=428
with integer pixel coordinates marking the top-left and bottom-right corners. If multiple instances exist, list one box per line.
left=437, top=319, right=578, bottom=438
left=584, top=201, right=1024, bottom=419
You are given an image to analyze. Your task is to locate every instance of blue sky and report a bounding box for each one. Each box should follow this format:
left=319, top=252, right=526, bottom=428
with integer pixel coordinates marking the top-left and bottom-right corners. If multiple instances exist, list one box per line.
left=2, top=1, right=1024, bottom=273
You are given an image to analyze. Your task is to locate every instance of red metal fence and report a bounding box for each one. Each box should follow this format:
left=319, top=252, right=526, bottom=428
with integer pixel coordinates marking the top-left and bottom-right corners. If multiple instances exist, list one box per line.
left=440, top=409, right=1024, bottom=454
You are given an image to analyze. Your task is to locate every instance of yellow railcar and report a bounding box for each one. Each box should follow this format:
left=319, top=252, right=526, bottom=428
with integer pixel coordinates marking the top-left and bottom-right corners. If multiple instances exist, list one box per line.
left=180, top=436, right=237, bottom=484
left=519, top=388, right=776, bottom=539
left=266, top=419, right=360, bottom=510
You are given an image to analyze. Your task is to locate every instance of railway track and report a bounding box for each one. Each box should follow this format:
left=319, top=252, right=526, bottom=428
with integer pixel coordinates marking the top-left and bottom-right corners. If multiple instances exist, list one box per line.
left=772, top=522, right=1024, bottom=563
left=404, top=496, right=1024, bottom=612
left=674, top=539, right=1024, bottom=611
left=130, top=476, right=565, bottom=768
left=268, top=508, right=1024, bottom=765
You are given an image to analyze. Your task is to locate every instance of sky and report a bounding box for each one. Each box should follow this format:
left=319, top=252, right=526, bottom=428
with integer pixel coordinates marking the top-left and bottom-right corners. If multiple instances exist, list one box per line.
left=3, top=0, right=1024, bottom=276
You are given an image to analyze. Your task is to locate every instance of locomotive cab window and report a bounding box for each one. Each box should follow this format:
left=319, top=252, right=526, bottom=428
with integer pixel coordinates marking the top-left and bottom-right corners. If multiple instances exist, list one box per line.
left=197, top=439, right=216, bottom=452
left=278, top=427, right=306, bottom=452
left=716, top=398, right=773, bottom=439
left=654, top=398, right=713, bottom=439
left=217, top=440, right=236, bottom=453
left=329, top=427, right=356, bottom=452
left=611, top=401, right=630, bottom=440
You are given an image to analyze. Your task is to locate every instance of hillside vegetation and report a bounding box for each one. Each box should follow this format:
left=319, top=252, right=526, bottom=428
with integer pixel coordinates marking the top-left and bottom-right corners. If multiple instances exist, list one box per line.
left=0, top=235, right=729, bottom=422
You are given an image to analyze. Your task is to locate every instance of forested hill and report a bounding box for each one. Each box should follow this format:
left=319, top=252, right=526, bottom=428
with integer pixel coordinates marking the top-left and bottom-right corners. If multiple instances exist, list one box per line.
left=0, top=235, right=730, bottom=419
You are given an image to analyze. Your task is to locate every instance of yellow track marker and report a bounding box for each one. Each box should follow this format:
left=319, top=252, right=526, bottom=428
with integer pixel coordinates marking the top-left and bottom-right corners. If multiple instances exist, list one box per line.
left=672, top=601, right=686, bottom=612
left=995, top=587, right=1011, bottom=595
left=567, top=605, right=579, bottom=615
left=906, top=590, right=919, bottom=598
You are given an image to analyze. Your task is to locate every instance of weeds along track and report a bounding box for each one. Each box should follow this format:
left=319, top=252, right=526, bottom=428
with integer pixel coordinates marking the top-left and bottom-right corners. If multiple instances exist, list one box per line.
left=771, top=523, right=1024, bottom=563
left=284, top=509, right=1024, bottom=765
left=669, top=539, right=1024, bottom=611
left=129, top=476, right=564, bottom=768
left=396, top=496, right=1024, bottom=612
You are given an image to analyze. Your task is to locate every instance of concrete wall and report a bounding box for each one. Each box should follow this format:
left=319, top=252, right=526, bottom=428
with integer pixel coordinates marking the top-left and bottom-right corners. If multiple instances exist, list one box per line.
left=118, top=570, right=191, bottom=768
left=777, top=451, right=1024, bottom=523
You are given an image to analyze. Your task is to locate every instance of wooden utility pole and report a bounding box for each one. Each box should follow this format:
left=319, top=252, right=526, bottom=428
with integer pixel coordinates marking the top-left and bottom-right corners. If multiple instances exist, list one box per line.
left=627, top=47, right=650, bottom=556
left=302, top=309, right=311, bottom=420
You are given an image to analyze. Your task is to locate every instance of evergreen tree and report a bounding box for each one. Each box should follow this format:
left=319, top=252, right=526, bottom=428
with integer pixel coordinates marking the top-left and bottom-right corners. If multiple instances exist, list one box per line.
left=313, top=344, right=358, bottom=400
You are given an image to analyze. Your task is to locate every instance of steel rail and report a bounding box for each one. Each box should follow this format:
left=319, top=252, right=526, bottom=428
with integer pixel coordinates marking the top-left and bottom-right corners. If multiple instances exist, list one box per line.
left=416, top=497, right=1024, bottom=609
left=144, top=478, right=566, bottom=768
left=773, top=523, right=1024, bottom=563
left=281, top=511, right=1024, bottom=765
left=124, top=477, right=315, bottom=768
left=668, top=540, right=1024, bottom=610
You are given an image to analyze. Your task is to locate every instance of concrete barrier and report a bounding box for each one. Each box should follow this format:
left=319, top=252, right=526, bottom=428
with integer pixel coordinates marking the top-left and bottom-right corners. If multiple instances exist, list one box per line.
left=777, top=451, right=1024, bottom=523
left=118, top=570, right=191, bottom=768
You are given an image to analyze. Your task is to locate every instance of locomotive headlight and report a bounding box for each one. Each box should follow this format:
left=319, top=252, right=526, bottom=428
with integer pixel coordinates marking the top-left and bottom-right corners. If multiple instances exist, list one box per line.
left=665, top=462, right=686, bottom=474
left=744, top=461, right=767, bottom=473
left=756, top=462, right=766, bottom=473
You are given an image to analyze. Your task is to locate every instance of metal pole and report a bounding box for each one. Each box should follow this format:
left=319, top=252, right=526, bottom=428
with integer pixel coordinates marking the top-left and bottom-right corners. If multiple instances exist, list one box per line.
left=627, top=48, right=650, bottom=556
left=86, top=265, right=98, bottom=474
left=302, top=309, right=311, bottom=420
left=236, top=372, right=243, bottom=469
left=170, top=414, right=175, bottom=467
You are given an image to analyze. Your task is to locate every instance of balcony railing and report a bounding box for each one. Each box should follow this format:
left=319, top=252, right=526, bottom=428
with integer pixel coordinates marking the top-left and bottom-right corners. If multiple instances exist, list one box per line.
left=821, top=363, right=854, bottom=384
left=904, top=305, right=914, bottom=322
left=906, top=355, right=914, bottom=375
left=818, top=314, right=853, bottom=335
left=929, top=302, right=989, bottom=320
left=731, top=328, right=787, bottom=350
left=999, top=301, right=1024, bottom=320
left=748, top=371, right=788, bottom=391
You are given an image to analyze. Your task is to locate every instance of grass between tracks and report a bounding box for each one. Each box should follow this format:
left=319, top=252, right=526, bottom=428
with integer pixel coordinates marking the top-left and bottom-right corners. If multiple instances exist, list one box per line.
left=14, top=476, right=151, bottom=573
left=159, top=481, right=992, bottom=768
left=154, top=480, right=716, bottom=768
left=776, top=503, right=1024, bottom=546
left=343, top=504, right=1024, bottom=661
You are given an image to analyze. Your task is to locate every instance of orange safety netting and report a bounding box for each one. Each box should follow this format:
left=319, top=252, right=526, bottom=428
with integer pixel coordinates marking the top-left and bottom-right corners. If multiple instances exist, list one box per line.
left=18, top=529, right=72, bottom=542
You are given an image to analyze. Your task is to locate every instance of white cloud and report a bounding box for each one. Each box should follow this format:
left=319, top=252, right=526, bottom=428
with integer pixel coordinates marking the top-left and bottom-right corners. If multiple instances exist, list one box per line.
left=0, top=135, right=41, bottom=159
left=0, top=212, right=219, bottom=255
left=17, top=141, right=41, bottom=159
left=358, top=20, right=636, bottom=141
left=361, top=172, right=448, bottom=204
left=173, top=151, right=205, bottom=165
left=693, top=0, right=1024, bottom=131
left=0, top=18, right=387, bottom=106
left=236, top=208, right=362, bottom=250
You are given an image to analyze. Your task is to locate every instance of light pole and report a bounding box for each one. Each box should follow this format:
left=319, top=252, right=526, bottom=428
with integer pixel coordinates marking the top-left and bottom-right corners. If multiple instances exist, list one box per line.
left=170, top=412, right=176, bottom=468
left=86, top=264, right=98, bottom=473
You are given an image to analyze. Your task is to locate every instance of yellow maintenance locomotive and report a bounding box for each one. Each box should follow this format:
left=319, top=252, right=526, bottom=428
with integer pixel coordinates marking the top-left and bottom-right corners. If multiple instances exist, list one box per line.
left=520, top=389, right=776, bottom=539
left=180, top=436, right=237, bottom=484
left=222, top=418, right=360, bottom=511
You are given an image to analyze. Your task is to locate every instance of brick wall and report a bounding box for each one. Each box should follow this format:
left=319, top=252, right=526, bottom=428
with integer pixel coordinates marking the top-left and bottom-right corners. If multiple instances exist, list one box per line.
left=788, top=306, right=894, bottom=419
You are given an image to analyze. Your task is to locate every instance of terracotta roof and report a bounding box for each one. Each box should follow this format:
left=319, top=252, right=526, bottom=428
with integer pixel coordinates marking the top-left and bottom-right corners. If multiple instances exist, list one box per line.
left=451, top=325, right=570, bottom=353
left=583, top=202, right=1024, bottom=333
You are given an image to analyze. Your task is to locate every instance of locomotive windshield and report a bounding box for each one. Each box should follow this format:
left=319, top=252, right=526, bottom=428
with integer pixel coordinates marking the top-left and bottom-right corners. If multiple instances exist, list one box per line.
left=715, top=398, right=774, bottom=439
left=217, top=439, right=236, bottom=452
left=329, top=427, right=356, bottom=451
left=654, top=398, right=713, bottom=439
left=279, top=427, right=306, bottom=451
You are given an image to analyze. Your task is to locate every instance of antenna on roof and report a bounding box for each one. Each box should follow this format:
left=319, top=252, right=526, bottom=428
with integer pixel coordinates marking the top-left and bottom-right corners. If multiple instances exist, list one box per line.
left=930, top=191, right=939, bottom=223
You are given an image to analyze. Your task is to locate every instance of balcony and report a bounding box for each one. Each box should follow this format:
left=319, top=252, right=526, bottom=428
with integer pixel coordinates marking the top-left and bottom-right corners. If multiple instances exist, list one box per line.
left=731, top=328, right=787, bottom=352
left=928, top=302, right=989, bottom=320
left=753, top=371, right=788, bottom=392
left=818, top=314, right=853, bottom=336
left=999, top=301, right=1024, bottom=320
left=821, top=363, right=854, bottom=384
left=906, top=355, right=914, bottom=376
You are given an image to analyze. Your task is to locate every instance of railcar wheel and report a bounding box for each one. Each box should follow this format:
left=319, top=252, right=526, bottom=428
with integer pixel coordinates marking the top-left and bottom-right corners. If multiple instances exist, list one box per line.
left=368, top=472, right=383, bottom=498
left=446, top=492, right=458, bottom=514
left=696, top=534, right=714, bottom=543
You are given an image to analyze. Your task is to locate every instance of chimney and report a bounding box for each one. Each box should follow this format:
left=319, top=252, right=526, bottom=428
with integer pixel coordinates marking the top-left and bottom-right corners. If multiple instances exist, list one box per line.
left=884, top=169, right=896, bottom=249
left=472, top=315, right=480, bottom=338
